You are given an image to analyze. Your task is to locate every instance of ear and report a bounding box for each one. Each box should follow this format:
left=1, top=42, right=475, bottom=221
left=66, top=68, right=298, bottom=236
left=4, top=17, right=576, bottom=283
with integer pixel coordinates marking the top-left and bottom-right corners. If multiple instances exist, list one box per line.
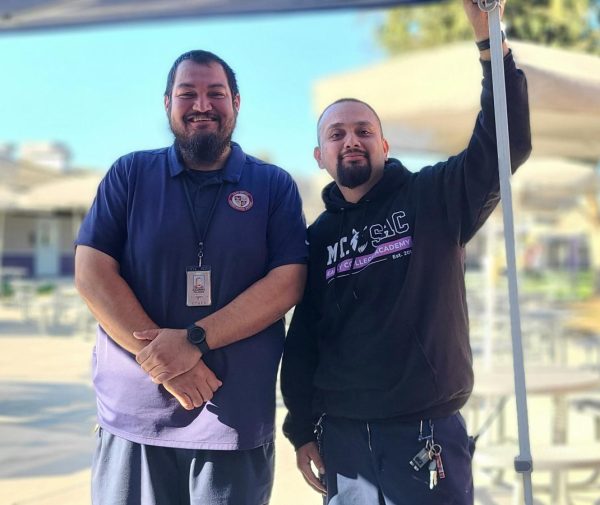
left=164, top=95, right=170, bottom=113
left=314, top=146, right=324, bottom=169
left=382, top=137, right=390, bottom=160
left=233, top=94, right=241, bottom=113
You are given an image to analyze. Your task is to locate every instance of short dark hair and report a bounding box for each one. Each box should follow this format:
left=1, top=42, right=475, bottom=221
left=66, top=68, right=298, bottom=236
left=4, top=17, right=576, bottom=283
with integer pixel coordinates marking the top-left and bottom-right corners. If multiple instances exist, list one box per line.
left=317, top=98, right=383, bottom=145
left=164, top=50, right=239, bottom=99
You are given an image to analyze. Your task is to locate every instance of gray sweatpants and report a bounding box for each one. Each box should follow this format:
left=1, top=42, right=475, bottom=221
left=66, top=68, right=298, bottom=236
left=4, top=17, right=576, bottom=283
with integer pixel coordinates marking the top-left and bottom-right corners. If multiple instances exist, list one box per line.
left=92, top=427, right=274, bottom=505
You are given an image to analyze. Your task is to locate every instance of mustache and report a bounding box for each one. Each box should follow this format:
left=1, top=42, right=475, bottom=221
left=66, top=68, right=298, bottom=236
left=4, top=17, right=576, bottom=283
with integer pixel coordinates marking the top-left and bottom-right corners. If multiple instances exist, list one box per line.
left=184, top=113, right=220, bottom=122
left=339, top=148, right=369, bottom=160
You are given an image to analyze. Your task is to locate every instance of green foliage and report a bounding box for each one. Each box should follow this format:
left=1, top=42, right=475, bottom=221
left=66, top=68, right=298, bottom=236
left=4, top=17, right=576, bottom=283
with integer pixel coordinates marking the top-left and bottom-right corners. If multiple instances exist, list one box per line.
left=1, top=281, right=13, bottom=297
left=36, top=283, right=56, bottom=295
left=521, top=270, right=595, bottom=300
left=378, top=0, right=600, bottom=55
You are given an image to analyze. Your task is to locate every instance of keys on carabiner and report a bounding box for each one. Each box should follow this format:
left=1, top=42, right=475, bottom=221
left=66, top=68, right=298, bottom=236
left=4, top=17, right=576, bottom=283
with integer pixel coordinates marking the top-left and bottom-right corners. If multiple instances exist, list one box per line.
left=430, top=443, right=445, bottom=480
left=428, top=459, right=438, bottom=489
left=411, top=420, right=446, bottom=491
left=409, top=446, right=431, bottom=471
left=434, top=455, right=445, bottom=479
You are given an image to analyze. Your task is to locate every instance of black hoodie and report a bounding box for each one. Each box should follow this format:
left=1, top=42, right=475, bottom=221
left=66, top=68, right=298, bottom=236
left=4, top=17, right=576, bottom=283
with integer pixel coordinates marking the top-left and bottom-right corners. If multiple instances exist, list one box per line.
left=281, top=52, right=532, bottom=449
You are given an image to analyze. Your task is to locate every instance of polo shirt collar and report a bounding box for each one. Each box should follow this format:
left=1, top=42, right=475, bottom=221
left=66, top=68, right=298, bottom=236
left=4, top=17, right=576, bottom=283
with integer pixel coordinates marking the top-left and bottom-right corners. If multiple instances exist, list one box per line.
left=168, top=142, right=245, bottom=183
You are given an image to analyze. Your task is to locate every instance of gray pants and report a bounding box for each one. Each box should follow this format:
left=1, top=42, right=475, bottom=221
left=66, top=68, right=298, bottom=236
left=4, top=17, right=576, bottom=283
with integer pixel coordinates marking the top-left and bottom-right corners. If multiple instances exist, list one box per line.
left=92, top=427, right=274, bottom=505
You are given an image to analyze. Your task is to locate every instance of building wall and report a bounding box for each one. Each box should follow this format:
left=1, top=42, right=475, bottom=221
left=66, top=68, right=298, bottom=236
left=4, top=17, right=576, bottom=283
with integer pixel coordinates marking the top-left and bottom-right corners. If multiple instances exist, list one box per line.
left=1, top=213, right=79, bottom=278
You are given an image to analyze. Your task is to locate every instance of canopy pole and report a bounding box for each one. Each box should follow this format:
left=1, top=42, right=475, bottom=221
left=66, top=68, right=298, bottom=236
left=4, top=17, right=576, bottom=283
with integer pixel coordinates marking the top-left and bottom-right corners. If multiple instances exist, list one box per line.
left=477, top=1, right=534, bottom=503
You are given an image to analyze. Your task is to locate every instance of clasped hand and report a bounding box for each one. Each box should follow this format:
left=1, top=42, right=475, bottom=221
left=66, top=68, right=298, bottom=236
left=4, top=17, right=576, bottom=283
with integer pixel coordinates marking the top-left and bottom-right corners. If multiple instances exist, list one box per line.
left=134, top=328, right=222, bottom=410
left=135, top=328, right=199, bottom=383
left=163, top=360, right=223, bottom=410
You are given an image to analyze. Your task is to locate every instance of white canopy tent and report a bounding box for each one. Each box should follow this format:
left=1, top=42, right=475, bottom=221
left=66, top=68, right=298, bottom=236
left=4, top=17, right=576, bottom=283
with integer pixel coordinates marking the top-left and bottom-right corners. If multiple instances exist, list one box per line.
left=18, top=172, right=104, bottom=241
left=512, top=157, right=597, bottom=198
left=0, top=0, right=438, bottom=32
left=18, top=172, right=102, bottom=213
left=314, top=40, right=600, bottom=161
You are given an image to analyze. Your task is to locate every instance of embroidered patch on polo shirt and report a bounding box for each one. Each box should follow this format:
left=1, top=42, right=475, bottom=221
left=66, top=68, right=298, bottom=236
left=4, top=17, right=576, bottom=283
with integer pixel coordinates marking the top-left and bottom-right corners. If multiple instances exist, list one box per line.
left=228, top=191, right=254, bottom=212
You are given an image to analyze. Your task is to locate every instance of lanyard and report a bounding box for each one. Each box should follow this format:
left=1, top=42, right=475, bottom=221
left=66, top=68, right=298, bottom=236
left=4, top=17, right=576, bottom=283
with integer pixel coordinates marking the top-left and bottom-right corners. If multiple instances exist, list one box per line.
left=182, top=173, right=224, bottom=267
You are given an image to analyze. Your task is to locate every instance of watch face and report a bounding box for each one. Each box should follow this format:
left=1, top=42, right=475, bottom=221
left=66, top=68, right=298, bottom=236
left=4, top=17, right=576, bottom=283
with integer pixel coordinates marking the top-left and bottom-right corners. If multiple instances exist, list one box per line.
left=187, top=325, right=206, bottom=344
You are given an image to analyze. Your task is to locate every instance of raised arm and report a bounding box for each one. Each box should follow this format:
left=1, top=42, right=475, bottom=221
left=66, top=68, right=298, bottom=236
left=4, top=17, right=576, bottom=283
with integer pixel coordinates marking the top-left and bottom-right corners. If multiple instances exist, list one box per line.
left=425, top=0, right=531, bottom=245
left=464, top=0, right=509, bottom=61
left=463, top=0, right=531, bottom=173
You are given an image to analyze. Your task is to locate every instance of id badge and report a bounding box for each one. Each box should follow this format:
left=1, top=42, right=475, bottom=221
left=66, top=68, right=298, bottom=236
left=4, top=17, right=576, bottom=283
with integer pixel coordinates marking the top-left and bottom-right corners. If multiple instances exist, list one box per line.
left=186, top=266, right=212, bottom=306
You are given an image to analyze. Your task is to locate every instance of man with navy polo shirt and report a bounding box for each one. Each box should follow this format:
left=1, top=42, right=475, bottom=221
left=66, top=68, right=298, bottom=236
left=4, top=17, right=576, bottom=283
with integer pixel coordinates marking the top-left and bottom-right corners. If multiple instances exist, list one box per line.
left=75, top=50, right=307, bottom=505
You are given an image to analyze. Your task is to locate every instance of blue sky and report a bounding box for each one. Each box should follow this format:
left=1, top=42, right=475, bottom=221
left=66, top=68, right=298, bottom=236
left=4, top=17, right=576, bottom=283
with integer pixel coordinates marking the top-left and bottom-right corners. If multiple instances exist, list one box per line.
left=0, top=10, right=397, bottom=177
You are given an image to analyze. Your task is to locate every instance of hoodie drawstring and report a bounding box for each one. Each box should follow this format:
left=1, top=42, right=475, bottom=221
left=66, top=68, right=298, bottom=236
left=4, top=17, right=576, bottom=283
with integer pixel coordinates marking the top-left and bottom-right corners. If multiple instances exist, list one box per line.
left=332, top=203, right=370, bottom=310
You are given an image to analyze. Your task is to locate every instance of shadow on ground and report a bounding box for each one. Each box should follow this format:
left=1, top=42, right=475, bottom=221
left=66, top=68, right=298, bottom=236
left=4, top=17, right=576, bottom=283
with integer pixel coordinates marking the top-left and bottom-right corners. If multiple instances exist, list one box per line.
left=0, top=320, right=84, bottom=337
left=0, top=381, right=96, bottom=478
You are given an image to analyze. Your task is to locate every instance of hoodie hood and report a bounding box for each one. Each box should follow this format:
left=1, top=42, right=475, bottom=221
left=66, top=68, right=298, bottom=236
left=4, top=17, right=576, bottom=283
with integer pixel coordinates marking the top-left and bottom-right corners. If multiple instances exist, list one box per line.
left=321, top=158, right=412, bottom=212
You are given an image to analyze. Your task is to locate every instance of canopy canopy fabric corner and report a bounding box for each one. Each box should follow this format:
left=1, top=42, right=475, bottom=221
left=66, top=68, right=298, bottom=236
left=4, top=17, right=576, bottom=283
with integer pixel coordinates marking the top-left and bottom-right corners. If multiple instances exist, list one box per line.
left=0, top=0, right=437, bottom=33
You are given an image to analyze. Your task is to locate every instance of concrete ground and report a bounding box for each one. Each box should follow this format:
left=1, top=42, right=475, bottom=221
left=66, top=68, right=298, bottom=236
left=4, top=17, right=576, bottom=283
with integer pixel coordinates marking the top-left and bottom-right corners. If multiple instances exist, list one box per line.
left=0, top=300, right=317, bottom=505
left=1, top=302, right=599, bottom=505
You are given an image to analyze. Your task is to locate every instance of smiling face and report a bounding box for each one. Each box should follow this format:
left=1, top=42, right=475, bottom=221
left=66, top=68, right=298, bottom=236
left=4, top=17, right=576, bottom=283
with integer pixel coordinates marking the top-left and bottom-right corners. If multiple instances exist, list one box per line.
left=315, top=100, right=389, bottom=196
left=164, top=60, right=240, bottom=168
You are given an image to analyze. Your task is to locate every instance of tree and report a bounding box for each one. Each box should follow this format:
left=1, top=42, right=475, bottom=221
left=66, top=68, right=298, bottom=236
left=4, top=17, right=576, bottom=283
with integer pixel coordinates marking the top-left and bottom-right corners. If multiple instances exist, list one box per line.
left=378, top=0, right=600, bottom=55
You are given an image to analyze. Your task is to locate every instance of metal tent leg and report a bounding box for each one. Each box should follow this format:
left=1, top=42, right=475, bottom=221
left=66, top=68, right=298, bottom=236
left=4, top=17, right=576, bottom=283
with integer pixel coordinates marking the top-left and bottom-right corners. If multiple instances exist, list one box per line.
left=476, top=0, right=535, bottom=504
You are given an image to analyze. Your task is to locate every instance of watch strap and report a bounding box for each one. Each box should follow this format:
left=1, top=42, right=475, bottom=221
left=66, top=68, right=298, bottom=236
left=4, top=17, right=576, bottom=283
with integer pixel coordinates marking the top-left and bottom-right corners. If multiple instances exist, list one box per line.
left=476, top=31, right=505, bottom=51
left=186, top=324, right=211, bottom=355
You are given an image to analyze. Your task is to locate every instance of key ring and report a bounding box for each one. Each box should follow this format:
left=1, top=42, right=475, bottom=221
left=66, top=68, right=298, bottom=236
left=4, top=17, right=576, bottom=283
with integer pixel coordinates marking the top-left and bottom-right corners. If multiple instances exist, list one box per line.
left=430, top=443, right=442, bottom=457
left=476, top=0, right=500, bottom=12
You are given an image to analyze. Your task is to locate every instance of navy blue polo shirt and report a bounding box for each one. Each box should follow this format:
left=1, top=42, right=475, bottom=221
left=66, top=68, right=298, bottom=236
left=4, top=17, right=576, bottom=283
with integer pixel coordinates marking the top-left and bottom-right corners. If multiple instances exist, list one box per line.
left=76, top=142, right=307, bottom=449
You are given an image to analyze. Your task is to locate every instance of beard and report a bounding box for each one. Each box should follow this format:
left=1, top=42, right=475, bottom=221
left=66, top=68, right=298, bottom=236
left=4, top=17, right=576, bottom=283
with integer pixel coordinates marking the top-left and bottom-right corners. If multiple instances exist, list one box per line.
left=169, top=110, right=236, bottom=166
left=336, top=151, right=372, bottom=189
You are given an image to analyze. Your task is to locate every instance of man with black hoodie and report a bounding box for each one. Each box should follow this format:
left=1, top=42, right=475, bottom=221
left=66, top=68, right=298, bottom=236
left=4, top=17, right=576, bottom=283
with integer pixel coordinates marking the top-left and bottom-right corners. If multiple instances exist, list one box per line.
left=280, top=1, right=531, bottom=504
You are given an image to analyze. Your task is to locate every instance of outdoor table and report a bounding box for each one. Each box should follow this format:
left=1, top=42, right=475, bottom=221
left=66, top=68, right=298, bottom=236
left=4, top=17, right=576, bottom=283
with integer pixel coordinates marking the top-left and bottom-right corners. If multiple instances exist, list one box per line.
left=476, top=443, right=600, bottom=505
left=473, top=365, right=600, bottom=443
left=9, top=278, right=38, bottom=320
left=472, top=365, right=600, bottom=504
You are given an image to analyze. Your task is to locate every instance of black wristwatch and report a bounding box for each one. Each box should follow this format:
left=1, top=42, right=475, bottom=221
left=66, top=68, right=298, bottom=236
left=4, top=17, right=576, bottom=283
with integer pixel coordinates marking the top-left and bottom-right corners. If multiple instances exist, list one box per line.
left=186, top=323, right=211, bottom=355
